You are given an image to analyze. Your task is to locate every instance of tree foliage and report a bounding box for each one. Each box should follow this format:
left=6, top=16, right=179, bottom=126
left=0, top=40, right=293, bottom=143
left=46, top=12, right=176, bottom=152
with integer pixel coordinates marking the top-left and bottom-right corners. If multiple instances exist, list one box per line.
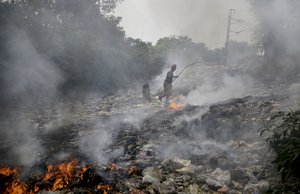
left=155, top=36, right=210, bottom=62
left=261, top=111, right=300, bottom=192
left=125, top=38, right=164, bottom=81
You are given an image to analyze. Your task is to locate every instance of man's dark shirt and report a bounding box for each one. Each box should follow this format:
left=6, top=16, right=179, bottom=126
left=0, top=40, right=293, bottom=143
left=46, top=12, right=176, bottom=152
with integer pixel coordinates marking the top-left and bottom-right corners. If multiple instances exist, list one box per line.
left=164, top=71, right=174, bottom=84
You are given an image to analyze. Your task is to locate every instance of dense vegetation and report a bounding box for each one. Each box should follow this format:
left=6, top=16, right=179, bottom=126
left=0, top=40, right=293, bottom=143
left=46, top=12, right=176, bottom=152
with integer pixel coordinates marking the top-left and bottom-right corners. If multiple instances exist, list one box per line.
left=262, top=111, right=300, bottom=193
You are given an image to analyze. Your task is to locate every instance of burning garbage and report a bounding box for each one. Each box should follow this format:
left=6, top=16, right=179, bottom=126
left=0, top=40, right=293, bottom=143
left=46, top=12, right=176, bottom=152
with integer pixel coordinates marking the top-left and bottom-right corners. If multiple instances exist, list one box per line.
left=0, top=160, right=112, bottom=193
left=0, top=93, right=282, bottom=193
left=168, top=101, right=184, bottom=110
left=0, top=166, right=27, bottom=194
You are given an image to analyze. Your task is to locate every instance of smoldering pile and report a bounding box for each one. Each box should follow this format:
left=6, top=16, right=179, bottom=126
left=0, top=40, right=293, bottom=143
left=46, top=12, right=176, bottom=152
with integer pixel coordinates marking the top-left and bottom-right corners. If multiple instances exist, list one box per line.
left=0, top=91, right=282, bottom=193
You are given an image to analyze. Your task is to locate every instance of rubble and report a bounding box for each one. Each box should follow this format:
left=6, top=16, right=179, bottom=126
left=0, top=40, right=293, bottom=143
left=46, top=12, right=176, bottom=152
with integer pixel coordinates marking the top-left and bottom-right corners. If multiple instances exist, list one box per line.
left=142, top=167, right=162, bottom=184
left=211, top=168, right=231, bottom=186
left=0, top=92, right=282, bottom=193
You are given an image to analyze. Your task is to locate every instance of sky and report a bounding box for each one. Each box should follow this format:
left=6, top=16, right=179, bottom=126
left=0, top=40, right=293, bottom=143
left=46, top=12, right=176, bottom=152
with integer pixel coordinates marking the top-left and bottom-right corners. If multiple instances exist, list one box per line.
left=114, top=0, right=256, bottom=49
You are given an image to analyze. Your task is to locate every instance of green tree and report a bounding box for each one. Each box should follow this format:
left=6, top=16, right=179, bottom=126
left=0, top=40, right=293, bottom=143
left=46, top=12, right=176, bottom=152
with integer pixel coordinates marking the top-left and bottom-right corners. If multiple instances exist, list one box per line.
left=126, top=38, right=164, bottom=81
left=261, top=111, right=300, bottom=192
left=154, top=36, right=210, bottom=64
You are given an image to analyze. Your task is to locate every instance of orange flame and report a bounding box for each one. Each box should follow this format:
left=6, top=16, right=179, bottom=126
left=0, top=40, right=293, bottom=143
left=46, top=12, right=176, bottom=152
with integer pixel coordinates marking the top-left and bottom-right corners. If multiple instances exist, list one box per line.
left=0, top=160, right=112, bottom=193
left=6, top=181, right=28, bottom=194
left=97, top=185, right=112, bottom=194
left=0, top=166, right=18, bottom=176
left=97, top=185, right=112, bottom=190
left=0, top=167, right=28, bottom=194
left=43, top=160, right=86, bottom=191
left=169, top=101, right=184, bottom=110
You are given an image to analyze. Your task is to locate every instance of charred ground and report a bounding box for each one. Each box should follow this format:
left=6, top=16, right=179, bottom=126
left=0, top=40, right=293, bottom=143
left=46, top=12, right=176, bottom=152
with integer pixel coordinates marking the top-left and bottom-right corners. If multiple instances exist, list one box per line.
left=0, top=92, right=284, bottom=193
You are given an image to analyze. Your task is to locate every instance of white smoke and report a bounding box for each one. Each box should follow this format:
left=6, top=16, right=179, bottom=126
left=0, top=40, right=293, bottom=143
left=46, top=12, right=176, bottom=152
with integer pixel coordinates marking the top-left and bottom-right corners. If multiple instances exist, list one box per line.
left=79, top=121, right=123, bottom=165
left=3, top=27, right=63, bottom=103
left=0, top=26, right=63, bottom=168
left=2, top=118, right=44, bottom=168
left=187, top=73, right=249, bottom=106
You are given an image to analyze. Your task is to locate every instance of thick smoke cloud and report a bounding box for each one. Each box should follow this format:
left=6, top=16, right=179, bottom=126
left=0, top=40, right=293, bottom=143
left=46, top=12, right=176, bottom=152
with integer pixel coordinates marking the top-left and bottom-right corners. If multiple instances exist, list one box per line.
left=2, top=26, right=63, bottom=106
left=0, top=25, right=62, bottom=168
left=250, top=0, right=300, bottom=81
left=0, top=0, right=141, bottom=168
left=0, top=0, right=150, bottom=108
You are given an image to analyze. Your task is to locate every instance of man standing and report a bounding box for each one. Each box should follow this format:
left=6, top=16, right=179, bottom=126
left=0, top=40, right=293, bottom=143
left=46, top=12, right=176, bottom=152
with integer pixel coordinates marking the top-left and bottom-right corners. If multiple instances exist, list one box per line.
left=159, top=64, right=178, bottom=102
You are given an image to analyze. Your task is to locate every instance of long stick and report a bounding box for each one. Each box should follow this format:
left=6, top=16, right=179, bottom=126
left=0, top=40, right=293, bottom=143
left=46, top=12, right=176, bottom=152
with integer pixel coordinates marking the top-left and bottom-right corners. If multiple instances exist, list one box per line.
left=173, top=59, right=201, bottom=82
left=158, top=59, right=201, bottom=96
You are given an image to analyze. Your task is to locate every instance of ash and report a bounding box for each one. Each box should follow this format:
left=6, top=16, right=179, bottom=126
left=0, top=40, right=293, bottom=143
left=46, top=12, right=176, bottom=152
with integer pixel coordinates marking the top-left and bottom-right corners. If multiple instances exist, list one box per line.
left=0, top=85, right=284, bottom=193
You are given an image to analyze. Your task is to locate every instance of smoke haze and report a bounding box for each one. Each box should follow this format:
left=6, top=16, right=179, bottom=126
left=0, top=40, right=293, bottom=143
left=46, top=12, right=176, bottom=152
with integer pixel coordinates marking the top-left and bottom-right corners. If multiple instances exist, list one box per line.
left=0, top=0, right=139, bottom=168
left=1, top=0, right=300, bottom=178
left=115, top=0, right=255, bottom=48
left=3, top=26, right=63, bottom=106
left=186, top=73, right=250, bottom=106
left=79, top=121, right=124, bottom=165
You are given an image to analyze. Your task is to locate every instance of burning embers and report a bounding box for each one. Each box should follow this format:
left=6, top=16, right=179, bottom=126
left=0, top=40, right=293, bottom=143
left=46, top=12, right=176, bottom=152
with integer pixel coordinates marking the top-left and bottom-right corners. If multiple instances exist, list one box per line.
left=0, top=167, right=27, bottom=194
left=169, top=101, right=184, bottom=110
left=0, top=160, right=111, bottom=193
left=168, top=96, right=186, bottom=110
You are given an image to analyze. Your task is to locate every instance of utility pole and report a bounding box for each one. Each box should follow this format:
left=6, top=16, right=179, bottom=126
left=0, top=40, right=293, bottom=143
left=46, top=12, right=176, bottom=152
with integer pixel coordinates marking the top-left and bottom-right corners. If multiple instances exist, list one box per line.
left=224, top=9, right=235, bottom=65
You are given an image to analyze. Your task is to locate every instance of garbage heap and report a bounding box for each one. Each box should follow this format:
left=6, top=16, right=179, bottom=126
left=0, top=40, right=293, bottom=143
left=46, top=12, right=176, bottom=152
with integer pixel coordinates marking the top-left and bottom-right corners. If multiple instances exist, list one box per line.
left=0, top=94, right=282, bottom=194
